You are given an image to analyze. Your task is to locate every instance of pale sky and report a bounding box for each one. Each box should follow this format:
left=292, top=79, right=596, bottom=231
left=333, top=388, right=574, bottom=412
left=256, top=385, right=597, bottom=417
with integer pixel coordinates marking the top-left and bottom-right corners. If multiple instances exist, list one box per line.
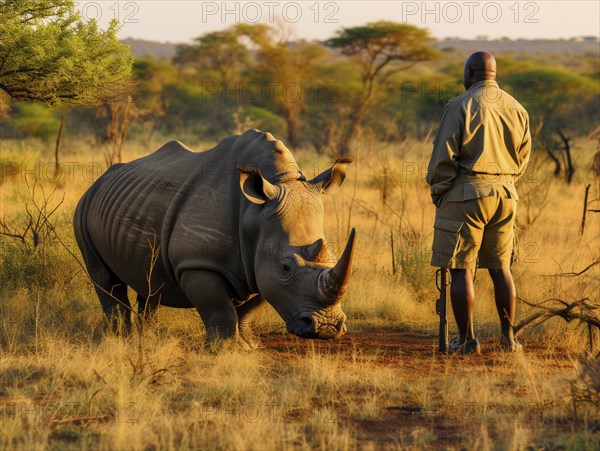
left=76, top=1, right=600, bottom=43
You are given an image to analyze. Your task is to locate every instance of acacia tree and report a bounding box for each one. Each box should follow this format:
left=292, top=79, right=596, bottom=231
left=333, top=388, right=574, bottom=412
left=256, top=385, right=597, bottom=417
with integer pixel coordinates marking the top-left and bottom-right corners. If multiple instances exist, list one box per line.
left=0, top=0, right=133, bottom=168
left=174, top=30, right=249, bottom=133
left=0, top=0, right=132, bottom=104
left=236, top=23, right=327, bottom=148
left=326, top=22, right=439, bottom=155
left=174, top=30, right=248, bottom=85
left=503, top=66, right=598, bottom=183
left=132, top=57, right=178, bottom=143
left=504, top=67, right=598, bottom=136
left=177, top=24, right=326, bottom=146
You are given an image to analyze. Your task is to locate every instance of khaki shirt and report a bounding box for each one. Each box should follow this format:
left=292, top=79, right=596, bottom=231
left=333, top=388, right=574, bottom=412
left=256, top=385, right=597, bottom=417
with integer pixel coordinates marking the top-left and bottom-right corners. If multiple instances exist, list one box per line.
left=426, top=80, right=531, bottom=206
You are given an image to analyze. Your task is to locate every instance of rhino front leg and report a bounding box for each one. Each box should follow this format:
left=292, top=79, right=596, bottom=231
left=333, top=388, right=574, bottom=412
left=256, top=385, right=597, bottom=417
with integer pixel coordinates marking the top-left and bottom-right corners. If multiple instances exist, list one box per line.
left=237, top=295, right=267, bottom=349
left=180, top=270, right=239, bottom=344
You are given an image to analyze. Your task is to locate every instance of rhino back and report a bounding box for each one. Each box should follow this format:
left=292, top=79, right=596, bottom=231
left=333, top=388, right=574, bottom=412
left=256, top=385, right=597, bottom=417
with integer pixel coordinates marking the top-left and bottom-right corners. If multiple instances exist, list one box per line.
left=82, top=140, right=243, bottom=305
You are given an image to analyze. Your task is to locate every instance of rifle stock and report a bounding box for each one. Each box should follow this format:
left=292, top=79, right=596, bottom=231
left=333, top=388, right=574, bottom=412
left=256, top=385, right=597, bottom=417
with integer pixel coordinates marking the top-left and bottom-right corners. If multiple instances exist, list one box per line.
left=436, top=268, right=449, bottom=353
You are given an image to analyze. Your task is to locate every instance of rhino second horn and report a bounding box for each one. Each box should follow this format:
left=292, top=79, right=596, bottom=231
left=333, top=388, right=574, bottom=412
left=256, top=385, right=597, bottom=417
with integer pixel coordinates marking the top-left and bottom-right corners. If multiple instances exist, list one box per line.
left=318, top=228, right=356, bottom=302
left=304, top=239, right=325, bottom=261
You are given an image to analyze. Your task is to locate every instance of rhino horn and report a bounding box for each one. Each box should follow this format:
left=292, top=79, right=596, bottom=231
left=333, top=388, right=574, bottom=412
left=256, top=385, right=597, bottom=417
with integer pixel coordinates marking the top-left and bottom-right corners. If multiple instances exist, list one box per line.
left=318, top=228, right=356, bottom=303
left=304, top=239, right=325, bottom=262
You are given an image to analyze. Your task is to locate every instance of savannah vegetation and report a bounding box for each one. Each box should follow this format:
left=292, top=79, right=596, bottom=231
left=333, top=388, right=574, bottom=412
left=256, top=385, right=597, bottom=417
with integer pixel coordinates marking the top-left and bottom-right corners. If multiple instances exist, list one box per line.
left=0, top=1, right=599, bottom=449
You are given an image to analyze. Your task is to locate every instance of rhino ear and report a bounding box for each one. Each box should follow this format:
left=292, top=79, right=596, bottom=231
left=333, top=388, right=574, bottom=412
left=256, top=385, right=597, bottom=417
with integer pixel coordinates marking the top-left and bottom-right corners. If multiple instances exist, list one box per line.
left=238, top=167, right=279, bottom=205
left=309, top=159, right=352, bottom=195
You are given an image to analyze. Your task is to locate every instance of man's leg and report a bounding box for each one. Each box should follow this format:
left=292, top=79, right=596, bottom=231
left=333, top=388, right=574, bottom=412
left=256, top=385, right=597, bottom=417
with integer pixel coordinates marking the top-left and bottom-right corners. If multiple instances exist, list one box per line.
left=449, top=268, right=476, bottom=344
left=488, top=268, right=517, bottom=346
left=479, top=193, right=521, bottom=350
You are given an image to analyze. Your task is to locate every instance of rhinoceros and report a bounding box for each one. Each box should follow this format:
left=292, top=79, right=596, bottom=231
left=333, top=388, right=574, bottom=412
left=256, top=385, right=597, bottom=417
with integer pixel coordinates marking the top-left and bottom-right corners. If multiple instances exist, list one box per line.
left=73, top=129, right=356, bottom=347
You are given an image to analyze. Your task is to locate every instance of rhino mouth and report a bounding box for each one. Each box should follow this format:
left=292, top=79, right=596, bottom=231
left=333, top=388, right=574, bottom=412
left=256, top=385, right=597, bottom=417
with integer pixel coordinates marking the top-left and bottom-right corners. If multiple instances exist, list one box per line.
left=287, top=311, right=347, bottom=339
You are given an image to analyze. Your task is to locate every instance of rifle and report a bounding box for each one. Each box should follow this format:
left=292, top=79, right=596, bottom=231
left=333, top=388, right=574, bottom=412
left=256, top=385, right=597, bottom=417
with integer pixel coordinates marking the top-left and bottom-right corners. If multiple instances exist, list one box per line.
left=435, top=268, right=450, bottom=353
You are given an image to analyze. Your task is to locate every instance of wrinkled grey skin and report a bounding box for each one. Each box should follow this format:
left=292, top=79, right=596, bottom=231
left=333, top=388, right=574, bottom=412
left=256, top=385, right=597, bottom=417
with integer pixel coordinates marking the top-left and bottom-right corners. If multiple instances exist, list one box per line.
left=73, top=130, right=356, bottom=348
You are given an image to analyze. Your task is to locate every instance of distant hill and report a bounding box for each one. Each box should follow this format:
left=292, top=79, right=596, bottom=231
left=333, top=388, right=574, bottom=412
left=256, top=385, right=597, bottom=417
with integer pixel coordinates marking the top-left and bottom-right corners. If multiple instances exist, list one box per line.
left=120, top=38, right=178, bottom=59
left=436, top=37, right=599, bottom=54
left=120, top=37, right=599, bottom=60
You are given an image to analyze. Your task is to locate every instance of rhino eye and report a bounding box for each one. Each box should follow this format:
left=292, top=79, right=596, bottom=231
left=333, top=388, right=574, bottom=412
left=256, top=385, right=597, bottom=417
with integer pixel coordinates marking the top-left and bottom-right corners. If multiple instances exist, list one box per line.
left=279, top=258, right=295, bottom=277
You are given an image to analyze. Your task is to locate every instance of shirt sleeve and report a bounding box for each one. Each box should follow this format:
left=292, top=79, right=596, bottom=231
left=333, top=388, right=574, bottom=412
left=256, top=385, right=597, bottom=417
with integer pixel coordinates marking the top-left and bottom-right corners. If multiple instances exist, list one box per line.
left=426, top=101, right=463, bottom=206
left=515, top=113, right=532, bottom=181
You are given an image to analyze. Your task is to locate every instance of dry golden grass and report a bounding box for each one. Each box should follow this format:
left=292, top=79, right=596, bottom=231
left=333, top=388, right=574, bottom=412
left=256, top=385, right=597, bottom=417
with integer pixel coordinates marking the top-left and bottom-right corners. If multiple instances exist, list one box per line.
left=0, top=134, right=598, bottom=449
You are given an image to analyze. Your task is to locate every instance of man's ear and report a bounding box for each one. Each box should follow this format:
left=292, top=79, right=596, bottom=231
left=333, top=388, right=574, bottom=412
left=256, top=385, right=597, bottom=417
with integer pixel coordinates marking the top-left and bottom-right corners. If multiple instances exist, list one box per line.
left=308, top=159, right=352, bottom=194
left=465, top=67, right=473, bottom=81
left=238, top=166, right=279, bottom=204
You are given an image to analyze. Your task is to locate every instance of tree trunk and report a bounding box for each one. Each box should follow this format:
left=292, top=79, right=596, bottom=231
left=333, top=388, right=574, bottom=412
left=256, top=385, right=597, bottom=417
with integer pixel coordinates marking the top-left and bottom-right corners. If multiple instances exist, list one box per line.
left=546, top=148, right=561, bottom=177
left=338, top=109, right=364, bottom=156
left=53, top=113, right=66, bottom=179
left=109, top=102, right=119, bottom=166
left=557, top=129, right=575, bottom=184
left=337, top=89, right=375, bottom=156
left=117, top=99, right=131, bottom=163
left=284, top=104, right=302, bottom=148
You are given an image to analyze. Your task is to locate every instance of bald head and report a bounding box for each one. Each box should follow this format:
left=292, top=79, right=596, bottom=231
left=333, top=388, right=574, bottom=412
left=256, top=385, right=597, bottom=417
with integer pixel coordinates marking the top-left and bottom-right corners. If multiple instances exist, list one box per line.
left=463, top=51, right=497, bottom=89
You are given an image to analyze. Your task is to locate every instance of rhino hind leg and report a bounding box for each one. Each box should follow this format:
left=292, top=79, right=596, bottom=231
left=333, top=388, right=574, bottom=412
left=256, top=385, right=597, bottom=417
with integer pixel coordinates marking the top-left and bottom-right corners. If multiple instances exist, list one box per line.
left=79, top=247, right=132, bottom=333
left=237, top=296, right=267, bottom=349
left=180, top=270, right=239, bottom=344
left=74, top=203, right=132, bottom=333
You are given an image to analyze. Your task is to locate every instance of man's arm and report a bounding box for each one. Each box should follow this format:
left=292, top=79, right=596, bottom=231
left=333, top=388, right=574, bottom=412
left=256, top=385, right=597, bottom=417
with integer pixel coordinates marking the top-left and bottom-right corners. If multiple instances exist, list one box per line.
left=515, top=113, right=532, bottom=181
left=426, top=102, right=463, bottom=206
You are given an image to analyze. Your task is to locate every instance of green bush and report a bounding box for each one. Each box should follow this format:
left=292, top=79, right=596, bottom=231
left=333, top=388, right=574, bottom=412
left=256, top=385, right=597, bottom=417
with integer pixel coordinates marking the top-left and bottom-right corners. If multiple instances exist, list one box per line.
left=5, top=103, right=60, bottom=141
left=239, top=105, right=286, bottom=136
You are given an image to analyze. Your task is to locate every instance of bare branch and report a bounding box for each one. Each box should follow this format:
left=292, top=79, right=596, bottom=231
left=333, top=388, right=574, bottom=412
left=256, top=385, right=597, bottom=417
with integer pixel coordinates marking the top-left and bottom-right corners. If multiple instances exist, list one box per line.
left=515, top=297, right=599, bottom=336
left=542, top=257, right=600, bottom=277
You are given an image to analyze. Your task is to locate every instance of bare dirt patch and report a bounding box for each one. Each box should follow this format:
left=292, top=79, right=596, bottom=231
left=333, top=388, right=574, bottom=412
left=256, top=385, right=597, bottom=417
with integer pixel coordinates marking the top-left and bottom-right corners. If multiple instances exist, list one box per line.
left=258, top=329, right=597, bottom=449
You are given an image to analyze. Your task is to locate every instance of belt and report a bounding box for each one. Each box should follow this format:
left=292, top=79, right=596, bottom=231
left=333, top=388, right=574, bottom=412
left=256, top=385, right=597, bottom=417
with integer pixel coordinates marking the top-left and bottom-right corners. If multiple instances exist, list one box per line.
left=455, top=171, right=516, bottom=185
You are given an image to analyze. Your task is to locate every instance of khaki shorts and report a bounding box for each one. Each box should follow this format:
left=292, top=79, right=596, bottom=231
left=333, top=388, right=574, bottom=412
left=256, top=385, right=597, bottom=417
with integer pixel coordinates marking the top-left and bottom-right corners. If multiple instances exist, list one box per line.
left=431, top=190, right=517, bottom=269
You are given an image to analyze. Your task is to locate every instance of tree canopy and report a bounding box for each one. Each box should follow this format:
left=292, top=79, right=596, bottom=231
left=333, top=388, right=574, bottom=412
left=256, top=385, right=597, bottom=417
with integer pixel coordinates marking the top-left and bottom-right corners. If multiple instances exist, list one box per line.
left=0, top=0, right=133, bottom=106
left=504, top=67, right=599, bottom=133
left=326, top=21, right=440, bottom=154
left=326, top=22, right=439, bottom=86
left=174, top=30, right=248, bottom=84
left=2, top=11, right=597, bottom=156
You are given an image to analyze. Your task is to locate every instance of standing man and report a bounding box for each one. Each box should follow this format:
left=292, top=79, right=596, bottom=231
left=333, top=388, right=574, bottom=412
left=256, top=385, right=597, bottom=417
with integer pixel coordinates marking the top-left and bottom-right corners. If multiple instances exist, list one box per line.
left=426, top=51, right=531, bottom=354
